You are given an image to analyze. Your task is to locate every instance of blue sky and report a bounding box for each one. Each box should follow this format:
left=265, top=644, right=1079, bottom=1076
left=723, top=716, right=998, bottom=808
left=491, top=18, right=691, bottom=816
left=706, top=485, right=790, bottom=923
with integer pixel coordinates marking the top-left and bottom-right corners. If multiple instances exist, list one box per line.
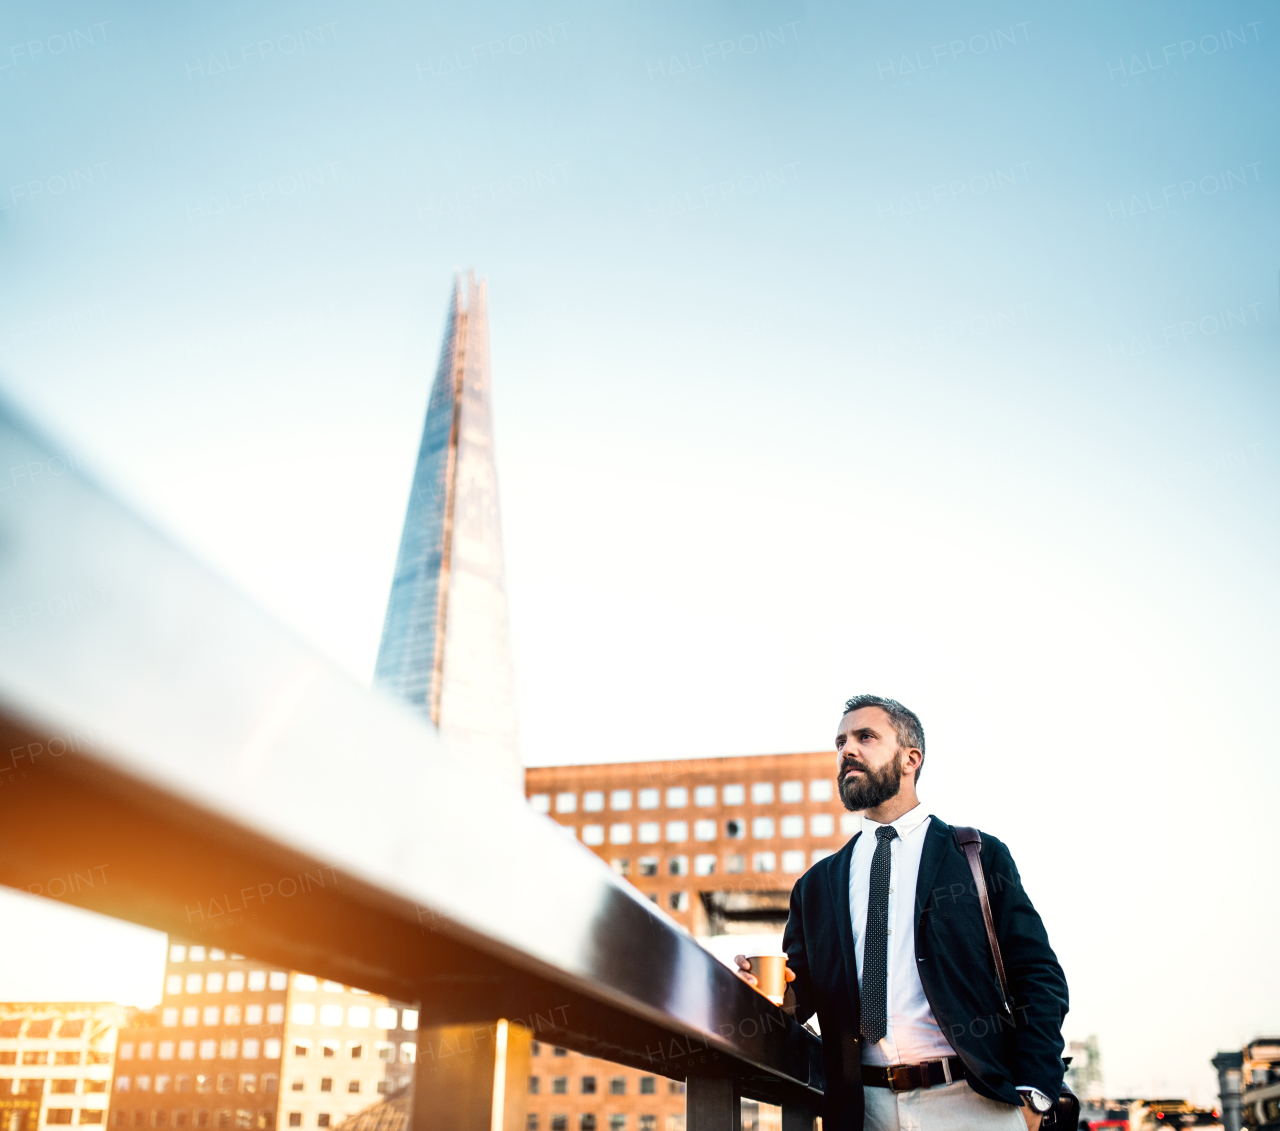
left=2, top=0, right=1278, bottom=1103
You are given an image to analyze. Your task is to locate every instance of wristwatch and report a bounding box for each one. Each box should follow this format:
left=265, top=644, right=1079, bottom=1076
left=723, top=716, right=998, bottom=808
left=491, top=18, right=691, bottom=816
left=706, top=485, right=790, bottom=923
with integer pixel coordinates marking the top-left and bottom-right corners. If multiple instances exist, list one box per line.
left=1017, top=1087, right=1054, bottom=1114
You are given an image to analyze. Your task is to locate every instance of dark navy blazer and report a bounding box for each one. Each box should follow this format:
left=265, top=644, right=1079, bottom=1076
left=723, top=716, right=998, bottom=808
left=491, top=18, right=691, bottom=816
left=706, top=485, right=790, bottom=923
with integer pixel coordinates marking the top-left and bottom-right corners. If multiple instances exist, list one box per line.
left=782, top=815, right=1069, bottom=1130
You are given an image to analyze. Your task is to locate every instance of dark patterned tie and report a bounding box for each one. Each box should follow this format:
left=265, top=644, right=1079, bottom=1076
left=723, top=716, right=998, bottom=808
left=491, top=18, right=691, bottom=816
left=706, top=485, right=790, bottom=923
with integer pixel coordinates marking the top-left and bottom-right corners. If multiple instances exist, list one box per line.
left=860, top=825, right=898, bottom=1043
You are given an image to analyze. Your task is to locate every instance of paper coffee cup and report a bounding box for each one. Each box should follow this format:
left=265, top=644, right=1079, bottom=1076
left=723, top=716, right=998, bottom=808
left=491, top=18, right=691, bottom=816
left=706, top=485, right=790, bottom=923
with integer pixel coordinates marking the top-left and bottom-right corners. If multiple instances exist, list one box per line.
left=745, top=953, right=787, bottom=1005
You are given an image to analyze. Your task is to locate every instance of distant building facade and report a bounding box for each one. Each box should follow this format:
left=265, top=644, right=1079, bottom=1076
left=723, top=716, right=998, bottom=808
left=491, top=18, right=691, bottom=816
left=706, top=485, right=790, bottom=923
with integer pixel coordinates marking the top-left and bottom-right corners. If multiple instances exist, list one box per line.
left=107, top=944, right=416, bottom=1131
left=0, top=1003, right=125, bottom=1131
left=373, top=271, right=520, bottom=789
left=523, top=750, right=850, bottom=1131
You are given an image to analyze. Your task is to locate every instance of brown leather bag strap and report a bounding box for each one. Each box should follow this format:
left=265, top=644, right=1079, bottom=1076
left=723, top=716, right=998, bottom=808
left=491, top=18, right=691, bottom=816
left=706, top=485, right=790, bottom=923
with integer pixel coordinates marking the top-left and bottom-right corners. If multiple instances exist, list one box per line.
left=954, top=826, right=1014, bottom=1022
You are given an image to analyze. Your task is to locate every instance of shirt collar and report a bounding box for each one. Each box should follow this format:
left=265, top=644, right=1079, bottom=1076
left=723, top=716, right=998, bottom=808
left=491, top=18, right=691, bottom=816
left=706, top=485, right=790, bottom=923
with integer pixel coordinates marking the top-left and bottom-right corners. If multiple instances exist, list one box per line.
left=862, top=803, right=929, bottom=840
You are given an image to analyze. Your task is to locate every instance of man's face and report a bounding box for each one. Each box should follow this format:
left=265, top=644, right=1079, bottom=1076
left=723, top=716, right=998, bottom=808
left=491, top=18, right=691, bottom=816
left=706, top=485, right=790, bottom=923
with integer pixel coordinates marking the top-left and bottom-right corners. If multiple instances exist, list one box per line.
left=835, top=706, right=909, bottom=812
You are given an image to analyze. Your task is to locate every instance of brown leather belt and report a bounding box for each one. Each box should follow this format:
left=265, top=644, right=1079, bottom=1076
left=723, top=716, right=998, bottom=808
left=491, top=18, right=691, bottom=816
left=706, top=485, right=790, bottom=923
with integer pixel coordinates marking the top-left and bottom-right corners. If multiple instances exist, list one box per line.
left=861, top=1057, right=968, bottom=1092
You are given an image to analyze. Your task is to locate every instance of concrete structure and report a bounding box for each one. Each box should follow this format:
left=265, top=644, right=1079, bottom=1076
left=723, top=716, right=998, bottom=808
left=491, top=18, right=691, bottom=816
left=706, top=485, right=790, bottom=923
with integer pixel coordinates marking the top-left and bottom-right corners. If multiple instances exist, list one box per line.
left=0, top=1003, right=126, bottom=1131
left=107, top=945, right=416, bottom=1131
left=523, top=750, right=848, bottom=1131
left=1211, top=1050, right=1243, bottom=1131
left=373, top=271, right=519, bottom=790
left=1240, top=1039, right=1280, bottom=1131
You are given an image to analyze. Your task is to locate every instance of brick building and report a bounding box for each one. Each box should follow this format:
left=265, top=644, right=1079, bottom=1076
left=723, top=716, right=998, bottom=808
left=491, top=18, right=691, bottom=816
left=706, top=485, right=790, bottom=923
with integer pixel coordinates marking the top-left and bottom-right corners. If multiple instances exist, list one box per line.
left=0, top=1002, right=126, bottom=1131
left=108, top=945, right=416, bottom=1131
left=522, top=750, right=854, bottom=1131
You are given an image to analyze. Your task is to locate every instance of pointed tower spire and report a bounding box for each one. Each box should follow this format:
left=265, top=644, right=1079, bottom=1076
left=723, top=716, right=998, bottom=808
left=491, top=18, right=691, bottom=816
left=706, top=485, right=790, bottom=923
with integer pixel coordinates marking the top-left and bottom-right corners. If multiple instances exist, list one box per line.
left=374, top=271, right=520, bottom=788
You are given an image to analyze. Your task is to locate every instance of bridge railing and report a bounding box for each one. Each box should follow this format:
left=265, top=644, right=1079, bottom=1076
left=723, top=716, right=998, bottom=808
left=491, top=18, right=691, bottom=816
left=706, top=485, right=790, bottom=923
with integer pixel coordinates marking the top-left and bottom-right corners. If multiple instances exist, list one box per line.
left=0, top=401, right=824, bottom=1131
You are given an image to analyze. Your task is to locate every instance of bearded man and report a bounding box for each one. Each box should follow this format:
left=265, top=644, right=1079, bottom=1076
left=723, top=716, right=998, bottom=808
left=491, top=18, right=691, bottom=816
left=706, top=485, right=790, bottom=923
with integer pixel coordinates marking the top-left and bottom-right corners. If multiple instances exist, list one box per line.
left=736, top=695, right=1068, bottom=1131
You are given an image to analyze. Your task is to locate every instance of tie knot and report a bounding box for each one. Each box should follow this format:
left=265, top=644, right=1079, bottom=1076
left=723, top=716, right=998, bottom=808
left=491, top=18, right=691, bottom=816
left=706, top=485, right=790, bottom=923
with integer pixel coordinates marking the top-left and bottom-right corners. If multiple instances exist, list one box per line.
left=876, top=826, right=898, bottom=842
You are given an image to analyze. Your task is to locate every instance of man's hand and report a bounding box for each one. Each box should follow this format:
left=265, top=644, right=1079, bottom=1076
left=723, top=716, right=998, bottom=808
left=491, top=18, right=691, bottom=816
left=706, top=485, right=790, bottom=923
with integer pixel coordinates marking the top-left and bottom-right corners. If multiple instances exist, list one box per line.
left=732, top=954, right=796, bottom=988
left=1019, top=1103, right=1043, bottom=1131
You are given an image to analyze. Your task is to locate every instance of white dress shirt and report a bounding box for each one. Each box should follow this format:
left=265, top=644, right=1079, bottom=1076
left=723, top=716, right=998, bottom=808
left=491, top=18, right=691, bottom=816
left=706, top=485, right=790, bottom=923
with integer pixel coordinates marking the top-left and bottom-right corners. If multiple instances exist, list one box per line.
left=849, top=803, right=957, bottom=1067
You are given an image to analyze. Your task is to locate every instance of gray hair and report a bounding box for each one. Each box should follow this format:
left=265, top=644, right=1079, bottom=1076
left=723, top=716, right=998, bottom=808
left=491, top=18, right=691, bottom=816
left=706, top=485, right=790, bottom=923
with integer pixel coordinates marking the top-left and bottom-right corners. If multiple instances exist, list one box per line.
left=841, top=694, right=926, bottom=782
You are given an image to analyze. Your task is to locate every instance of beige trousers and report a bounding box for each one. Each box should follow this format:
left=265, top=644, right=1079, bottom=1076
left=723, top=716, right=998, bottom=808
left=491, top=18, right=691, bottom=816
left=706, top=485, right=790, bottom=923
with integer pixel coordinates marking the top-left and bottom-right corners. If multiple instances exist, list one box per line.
left=863, top=1079, right=1027, bottom=1131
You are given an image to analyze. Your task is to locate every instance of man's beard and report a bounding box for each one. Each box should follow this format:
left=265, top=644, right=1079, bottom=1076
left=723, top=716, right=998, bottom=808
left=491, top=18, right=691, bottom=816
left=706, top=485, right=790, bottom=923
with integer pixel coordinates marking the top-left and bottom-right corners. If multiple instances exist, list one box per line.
left=838, top=748, right=904, bottom=811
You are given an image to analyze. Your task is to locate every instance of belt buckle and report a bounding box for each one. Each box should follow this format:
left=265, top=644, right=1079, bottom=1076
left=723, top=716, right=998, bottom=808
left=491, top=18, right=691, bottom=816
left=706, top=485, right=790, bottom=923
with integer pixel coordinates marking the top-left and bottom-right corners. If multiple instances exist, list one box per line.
left=920, top=1058, right=952, bottom=1087
left=889, top=1065, right=913, bottom=1093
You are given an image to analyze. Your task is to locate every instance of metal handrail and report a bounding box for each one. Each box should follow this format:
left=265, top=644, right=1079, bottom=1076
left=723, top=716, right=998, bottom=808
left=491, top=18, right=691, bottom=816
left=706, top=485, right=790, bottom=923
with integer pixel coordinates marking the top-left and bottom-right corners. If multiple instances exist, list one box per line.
left=0, top=400, right=824, bottom=1119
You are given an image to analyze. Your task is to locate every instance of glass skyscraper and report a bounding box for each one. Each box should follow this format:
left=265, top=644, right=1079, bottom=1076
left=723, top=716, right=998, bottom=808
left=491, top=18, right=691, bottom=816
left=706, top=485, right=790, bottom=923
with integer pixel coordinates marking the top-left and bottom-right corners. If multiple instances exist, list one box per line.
left=373, top=272, right=520, bottom=789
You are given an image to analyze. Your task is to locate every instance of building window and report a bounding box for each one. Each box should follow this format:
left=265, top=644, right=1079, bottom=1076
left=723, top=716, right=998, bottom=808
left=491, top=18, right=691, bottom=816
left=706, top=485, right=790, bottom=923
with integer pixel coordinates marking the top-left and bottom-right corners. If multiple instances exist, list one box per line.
left=555, top=793, right=577, bottom=814
left=665, top=788, right=687, bottom=808
left=261, top=1076, right=277, bottom=1096
left=724, top=820, right=744, bottom=840
left=375, top=1082, right=388, bottom=1095
left=582, top=825, right=604, bottom=846
left=262, top=1041, right=280, bottom=1061
left=669, top=1081, right=686, bottom=1094
left=287, top=1118, right=300, bottom=1128
left=639, top=1119, right=655, bottom=1131
left=552, top=1048, right=567, bottom=1057
left=225, top=972, right=245, bottom=993
left=580, top=1117, right=596, bottom=1131
left=269, top=974, right=288, bottom=991
left=639, top=1077, right=655, bottom=1095
left=117, top=1079, right=131, bottom=1093
left=401, top=1011, right=418, bottom=1031
left=637, top=823, right=660, bottom=844
left=753, top=853, right=776, bottom=873
left=526, top=1118, right=539, bottom=1131
left=810, top=814, right=834, bottom=837
left=551, top=1120, right=567, bottom=1131
left=610, top=859, right=630, bottom=876
left=170, top=945, right=187, bottom=962
left=668, top=855, right=688, bottom=876
left=196, top=1076, right=213, bottom=1096
left=750, top=783, right=774, bottom=804
left=179, top=1043, right=196, bottom=1063
left=610, top=790, right=632, bottom=811
left=24, top=1051, right=49, bottom=1065
left=155, top=1113, right=169, bottom=1128
left=159, top=1043, right=175, bottom=1061
left=185, top=975, right=203, bottom=994
left=48, top=1112, right=74, bottom=1124
left=241, top=1042, right=259, bottom=1061
left=531, top=1042, right=541, bottom=1057
left=318, top=1007, right=343, bottom=1027
left=216, top=1077, right=233, bottom=1096
left=782, top=850, right=806, bottom=874
left=133, top=1115, right=146, bottom=1128
left=552, top=1077, right=567, bottom=1095
left=840, top=813, right=860, bottom=835
left=608, top=824, right=632, bottom=845
left=722, top=784, right=745, bottom=805
left=223, top=1006, right=242, bottom=1026
left=583, top=791, right=604, bottom=813
left=347, top=1081, right=359, bottom=1094
left=290, top=1080, right=303, bottom=1093
left=291, top=1005, right=316, bottom=1026
left=694, top=854, right=716, bottom=876
left=121, top=1045, right=136, bottom=1061
left=528, top=1077, right=539, bottom=1095
left=752, top=818, right=775, bottom=839
left=638, top=789, right=659, bottom=810
left=319, top=1080, right=332, bottom=1094
left=205, top=974, right=224, bottom=993
left=780, top=816, right=804, bottom=838
left=219, top=1042, right=238, bottom=1060
left=398, top=1044, right=415, bottom=1064
left=181, top=1008, right=199, bottom=1027
left=203, top=1009, right=221, bottom=1027
left=693, top=820, right=716, bottom=841
left=52, top=1081, right=77, bottom=1094
left=316, top=1118, right=329, bottom=1129
left=266, top=1006, right=284, bottom=1026
left=692, top=786, right=716, bottom=807
left=668, top=892, right=689, bottom=912
left=529, top=793, right=550, bottom=814
left=375, top=1044, right=393, bottom=1062
left=779, top=781, right=803, bottom=803
left=177, top=1078, right=192, bottom=1095
left=81, top=1111, right=105, bottom=1124
left=86, top=1082, right=107, bottom=1093
left=238, top=1077, right=255, bottom=1095
left=609, top=1118, right=626, bottom=1131
left=725, top=854, right=745, bottom=874
left=247, top=972, right=267, bottom=993
left=609, top=1076, right=626, bottom=1095
left=638, top=857, right=658, bottom=876
left=580, top=1076, right=596, bottom=1094
left=166, top=975, right=184, bottom=995
left=809, top=780, right=833, bottom=802
left=665, top=822, right=688, bottom=843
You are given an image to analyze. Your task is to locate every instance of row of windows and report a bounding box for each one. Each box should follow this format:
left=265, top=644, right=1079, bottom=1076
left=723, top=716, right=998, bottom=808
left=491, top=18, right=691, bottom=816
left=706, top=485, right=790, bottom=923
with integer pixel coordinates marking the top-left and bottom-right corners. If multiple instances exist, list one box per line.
left=163, top=973, right=286, bottom=995
left=528, top=1075, right=658, bottom=1096
left=0, top=1078, right=108, bottom=1094
left=288, top=1077, right=408, bottom=1095
left=0, top=1051, right=111, bottom=1066
left=0, top=1019, right=91, bottom=1039
left=286, top=1006, right=415, bottom=1030
left=290, top=1041, right=414, bottom=1064
left=35, top=1110, right=102, bottom=1125
left=110, top=1109, right=272, bottom=1129
left=153, top=1006, right=282, bottom=1030
left=572, top=812, right=849, bottom=847
left=623, top=849, right=836, bottom=900
left=526, top=1115, right=669, bottom=1131
left=168, top=949, right=244, bottom=964
left=117, top=1075, right=278, bottom=1095
left=116, top=1040, right=282, bottom=1063
left=532, top=780, right=834, bottom=815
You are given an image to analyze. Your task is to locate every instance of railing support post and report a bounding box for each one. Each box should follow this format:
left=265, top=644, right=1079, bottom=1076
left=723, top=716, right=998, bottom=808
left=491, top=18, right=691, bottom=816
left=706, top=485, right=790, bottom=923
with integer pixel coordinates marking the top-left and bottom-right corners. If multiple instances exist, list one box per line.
left=685, top=1078, right=741, bottom=1131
